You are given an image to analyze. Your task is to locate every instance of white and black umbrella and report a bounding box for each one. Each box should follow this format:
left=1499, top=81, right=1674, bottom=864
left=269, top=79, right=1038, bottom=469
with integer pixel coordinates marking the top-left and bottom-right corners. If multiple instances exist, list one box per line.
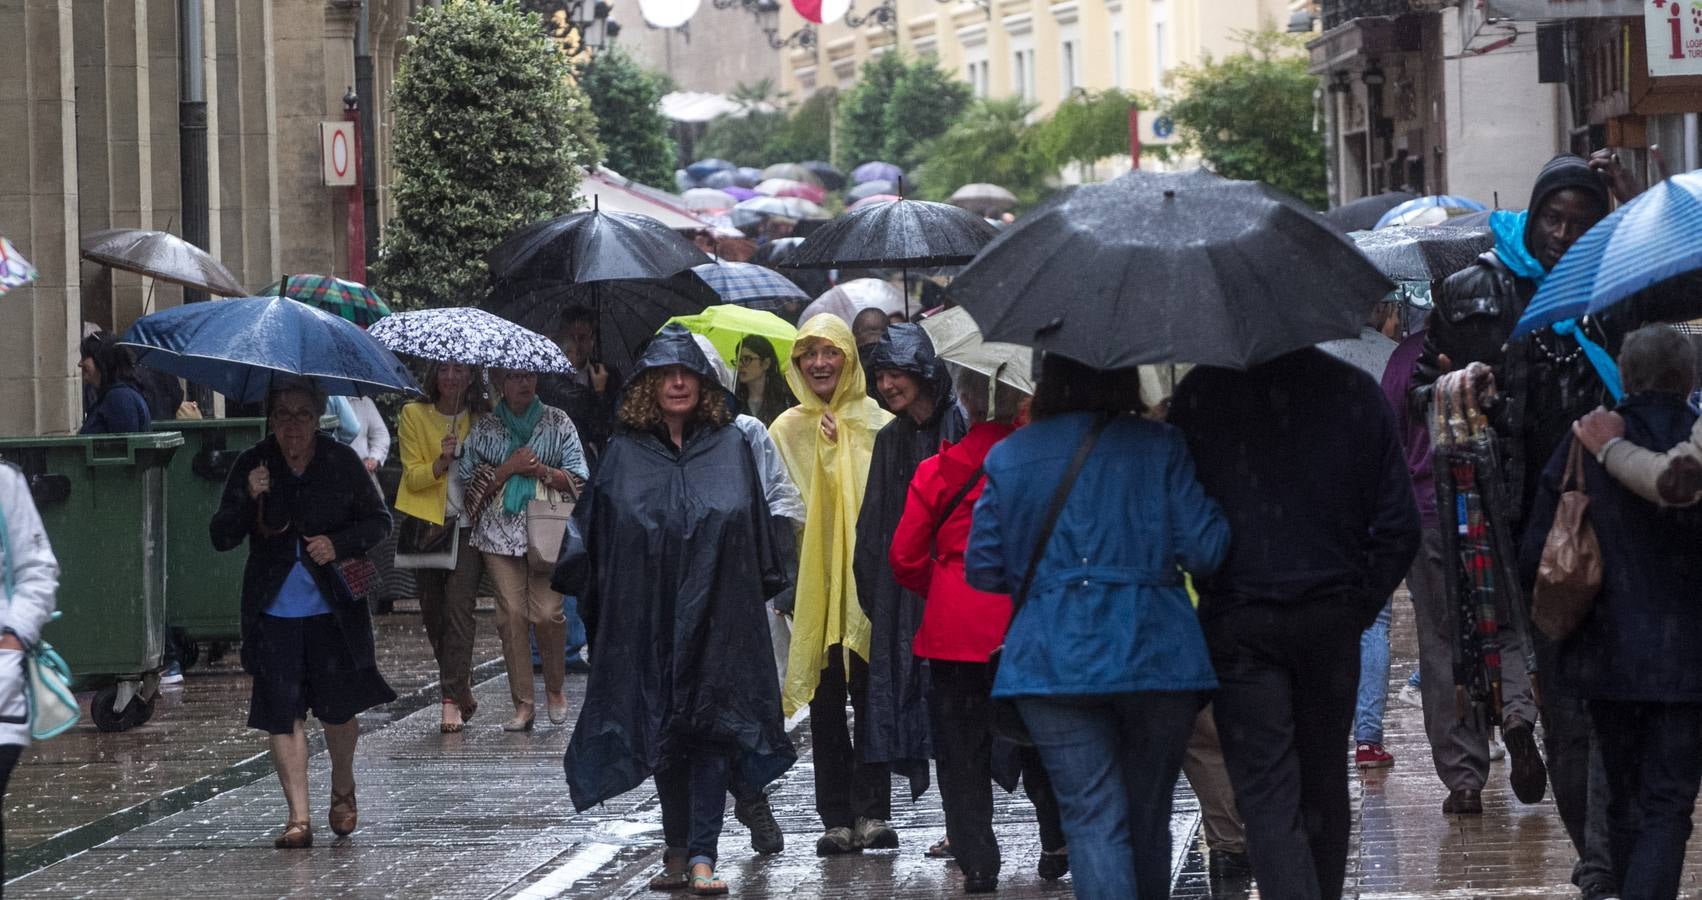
left=368, top=306, right=573, bottom=374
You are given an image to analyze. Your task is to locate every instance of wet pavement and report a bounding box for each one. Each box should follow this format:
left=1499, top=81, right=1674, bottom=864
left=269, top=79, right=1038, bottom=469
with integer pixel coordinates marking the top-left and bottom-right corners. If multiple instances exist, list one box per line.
left=10, top=589, right=1702, bottom=897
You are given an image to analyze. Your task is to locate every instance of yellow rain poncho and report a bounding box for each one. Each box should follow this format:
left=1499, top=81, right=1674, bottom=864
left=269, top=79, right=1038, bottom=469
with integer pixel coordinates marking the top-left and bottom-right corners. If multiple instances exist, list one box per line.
left=768, top=314, right=893, bottom=716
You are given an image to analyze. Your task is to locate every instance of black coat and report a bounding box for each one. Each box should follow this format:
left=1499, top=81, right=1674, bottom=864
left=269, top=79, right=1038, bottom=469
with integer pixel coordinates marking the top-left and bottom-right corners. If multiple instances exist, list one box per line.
left=1521, top=393, right=1702, bottom=702
left=554, top=404, right=794, bottom=811
left=539, top=368, right=623, bottom=477
left=209, top=434, right=394, bottom=681
left=852, top=324, right=966, bottom=796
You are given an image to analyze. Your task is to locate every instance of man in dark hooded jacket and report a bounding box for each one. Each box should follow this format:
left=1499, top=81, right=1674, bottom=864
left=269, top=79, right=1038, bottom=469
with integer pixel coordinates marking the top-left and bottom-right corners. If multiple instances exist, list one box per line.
left=851, top=324, right=968, bottom=838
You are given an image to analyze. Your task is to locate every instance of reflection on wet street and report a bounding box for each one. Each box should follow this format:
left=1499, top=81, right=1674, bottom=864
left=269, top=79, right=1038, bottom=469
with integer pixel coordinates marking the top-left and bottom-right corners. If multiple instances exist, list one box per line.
left=7, top=596, right=1697, bottom=897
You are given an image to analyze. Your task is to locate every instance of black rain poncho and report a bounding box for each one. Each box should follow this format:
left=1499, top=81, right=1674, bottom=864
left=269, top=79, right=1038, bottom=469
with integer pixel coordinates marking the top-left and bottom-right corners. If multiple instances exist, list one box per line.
left=555, top=325, right=796, bottom=812
left=853, top=323, right=967, bottom=797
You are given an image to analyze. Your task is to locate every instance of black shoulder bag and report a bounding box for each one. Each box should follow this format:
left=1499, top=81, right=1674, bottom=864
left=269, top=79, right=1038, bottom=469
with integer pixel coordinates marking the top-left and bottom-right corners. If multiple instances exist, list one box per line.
left=989, top=414, right=1111, bottom=746
left=929, top=466, right=985, bottom=562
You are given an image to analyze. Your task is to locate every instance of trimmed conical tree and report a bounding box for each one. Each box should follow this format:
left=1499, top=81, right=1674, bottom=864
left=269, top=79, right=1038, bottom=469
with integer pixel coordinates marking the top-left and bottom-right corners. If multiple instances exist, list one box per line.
left=376, top=0, right=601, bottom=309
left=580, top=47, right=676, bottom=189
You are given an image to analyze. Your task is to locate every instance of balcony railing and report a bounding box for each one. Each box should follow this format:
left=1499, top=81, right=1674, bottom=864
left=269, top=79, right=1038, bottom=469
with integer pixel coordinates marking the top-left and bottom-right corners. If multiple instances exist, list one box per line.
left=1321, top=0, right=1417, bottom=30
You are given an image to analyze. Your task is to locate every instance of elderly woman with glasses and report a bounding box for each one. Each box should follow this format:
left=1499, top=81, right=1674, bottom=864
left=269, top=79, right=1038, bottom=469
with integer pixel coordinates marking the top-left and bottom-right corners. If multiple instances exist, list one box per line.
left=209, top=379, right=397, bottom=849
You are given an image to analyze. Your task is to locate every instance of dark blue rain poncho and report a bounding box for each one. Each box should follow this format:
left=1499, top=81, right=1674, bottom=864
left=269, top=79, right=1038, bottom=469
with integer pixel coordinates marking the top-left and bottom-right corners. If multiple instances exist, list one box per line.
left=853, top=323, right=967, bottom=797
left=554, top=325, right=796, bottom=812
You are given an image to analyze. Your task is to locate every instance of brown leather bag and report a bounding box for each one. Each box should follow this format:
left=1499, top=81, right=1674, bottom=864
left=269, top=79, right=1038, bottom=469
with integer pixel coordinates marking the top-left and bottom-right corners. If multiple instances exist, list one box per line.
left=1532, top=439, right=1602, bottom=640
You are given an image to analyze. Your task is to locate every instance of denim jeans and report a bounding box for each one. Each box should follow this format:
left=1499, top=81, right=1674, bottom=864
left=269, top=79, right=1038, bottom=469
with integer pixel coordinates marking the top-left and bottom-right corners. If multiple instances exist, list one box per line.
left=1354, top=601, right=1392, bottom=744
left=1015, top=691, right=1203, bottom=900
left=656, top=750, right=732, bottom=869
left=1591, top=700, right=1702, bottom=900
left=530, top=595, right=588, bottom=665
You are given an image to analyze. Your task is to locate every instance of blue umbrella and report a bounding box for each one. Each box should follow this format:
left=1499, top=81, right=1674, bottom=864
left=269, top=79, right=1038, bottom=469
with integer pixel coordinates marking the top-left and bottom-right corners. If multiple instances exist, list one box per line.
left=119, top=296, right=420, bottom=403
left=1374, top=194, right=1487, bottom=229
left=686, top=158, right=736, bottom=181
left=1514, top=170, right=1702, bottom=338
left=692, top=260, right=809, bottom=310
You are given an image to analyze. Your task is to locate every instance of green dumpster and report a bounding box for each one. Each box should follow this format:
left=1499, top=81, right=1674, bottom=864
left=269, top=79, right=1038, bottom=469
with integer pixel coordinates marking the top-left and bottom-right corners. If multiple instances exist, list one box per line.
left=0, top=432, right=182, bottom=731
left=156, top=418, right=267, bottom=659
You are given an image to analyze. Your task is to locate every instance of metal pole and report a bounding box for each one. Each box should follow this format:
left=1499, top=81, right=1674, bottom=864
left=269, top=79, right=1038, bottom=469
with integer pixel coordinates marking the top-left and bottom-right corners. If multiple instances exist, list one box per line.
left=179, top=0, right=209, bottom=296
left=344, top=90, right=367, bottom=284
left=1128, top=105, right=1141, bottom=170
left=355, top=0, right=380, bottom=271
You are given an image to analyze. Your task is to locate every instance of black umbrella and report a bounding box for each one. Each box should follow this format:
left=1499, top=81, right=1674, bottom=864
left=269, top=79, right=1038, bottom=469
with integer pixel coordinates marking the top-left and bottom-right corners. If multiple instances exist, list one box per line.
left=1322, top=191, right=1417, bottom=232
left=483, top=272, right=718, bottom=375
left=485, top=206, right=711, bottom=285
left=784, top=197, right=998, bottom=318
left=948, top=168, right=1394, bottom=370
left=1350, top=225, right=1495, bottom=282
left=801, top=160, right=847, bottom=191
left=750, top=238, right=833, bottom=301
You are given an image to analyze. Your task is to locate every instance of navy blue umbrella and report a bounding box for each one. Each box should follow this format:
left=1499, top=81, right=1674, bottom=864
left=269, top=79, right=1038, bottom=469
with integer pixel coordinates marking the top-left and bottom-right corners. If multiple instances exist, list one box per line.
left=119, top=296, right=420, bottom=403
left=1515, top=170, right=1702, bottom=338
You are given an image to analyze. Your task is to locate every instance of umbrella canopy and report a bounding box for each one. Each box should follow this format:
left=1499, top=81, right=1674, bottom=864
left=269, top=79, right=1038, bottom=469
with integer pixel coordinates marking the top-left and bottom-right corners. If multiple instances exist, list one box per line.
left=1318, top=327, right=1399, bottom=379
left=723, top=186, right=760, bottom=203
left=729, top=196, right=828, bottom=228
left=801, top=161, right=847, bottom=191
left=918, top=306, right=1033, bottom=394
left=1349, top=226, right=1495, bottom=282
left=949, top=168, right=1393, bottom=370
left=692, top=260, right=810, bottom=310
left=260, top=274, right=392, bottom=327
left=755, top=179, right=828, bottom=204
left=760, top=163, right=822, bottom=186
left=783, top=198, right=999, bottom=269
left=682, top=188, right=739, bottom=212
left=949, top=183, right=1020, bottom=217
left=0, top=237, right=38, bottom=298
left=798, top=278, right=905, bottom=326
left=1514, top=170, right=1702, bottom=338
left=79, top=227, right=245, bottom=297
left=749, top=237, right=833, bottom=298
left=484, top=272, right=718, bottom=375
left=849, top=194, right=903, bottom=211
left=686, top=158, right=736, bottom=180
left=1323, top=191, right=1416, bottom=232
left=119, top=296, right=419, bottom=402
left=701, top=170, right=739, bottom=190
left=847, top=180, right=896, bottom=203
left=486, top=208, right=711, bottom=286
left=368, top=306, right=572, bottom=374
left=665, top=304, right=798, bottom=375
left=1375, top=194, right=1488, bottom=229
left=852, top=161, right=903, bottom=185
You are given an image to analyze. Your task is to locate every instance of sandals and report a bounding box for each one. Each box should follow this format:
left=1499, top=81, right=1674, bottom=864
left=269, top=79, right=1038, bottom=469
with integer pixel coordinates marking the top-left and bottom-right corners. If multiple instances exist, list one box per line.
left=273, top=820, right=312, bottom=849
left=648, top=849, right=689, bottom=891
left=329, top=787, right=358, bottom=836
left=441, top=700, right=464, bottom=734
left=689, top=873, right=729, bottom=896
left=926, top=835, right=953, bottom=858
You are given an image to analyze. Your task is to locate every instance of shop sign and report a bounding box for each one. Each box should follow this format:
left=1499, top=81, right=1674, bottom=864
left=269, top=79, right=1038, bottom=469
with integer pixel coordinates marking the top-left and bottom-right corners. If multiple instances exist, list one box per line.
left=1647, top=0, right=1702, bottom=77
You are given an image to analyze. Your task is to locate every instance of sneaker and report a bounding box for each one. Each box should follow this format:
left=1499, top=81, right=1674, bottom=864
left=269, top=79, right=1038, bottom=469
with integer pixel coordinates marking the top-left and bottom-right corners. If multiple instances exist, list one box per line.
left=815, top=826, right=859, bottom=856
left=1503, top=721, right=1549, bottom=804
left=1396, top=683, right=1424, bottom=709
left=1442, top=788, right=1483, bottom=815
left=733, top=794, right=784, bottom=855
left=1488, top=735, right=1507, bottom=761
left=159, top=662, right=184, bottom=685
left=853, top=817, right=899, bottom=850
left=1355, top=742, right=1395, bottom=769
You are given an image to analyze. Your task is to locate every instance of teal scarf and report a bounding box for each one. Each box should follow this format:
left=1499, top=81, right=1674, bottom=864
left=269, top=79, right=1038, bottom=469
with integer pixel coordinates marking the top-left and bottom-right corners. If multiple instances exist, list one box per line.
left=1490, top=209, right=1548, bottom=284
left=1553, top=318, right=1624, bottom=402
left=497, top=397, right=544, bottom=515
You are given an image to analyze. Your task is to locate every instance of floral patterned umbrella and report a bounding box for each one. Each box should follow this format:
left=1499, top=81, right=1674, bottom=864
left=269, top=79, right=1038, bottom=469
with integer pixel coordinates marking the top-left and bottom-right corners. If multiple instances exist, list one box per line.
left=0, top=237, right=38, bottom=297
left=368, top=306, right=573, bottom=374
left=260, top=274, right=392, bottom=327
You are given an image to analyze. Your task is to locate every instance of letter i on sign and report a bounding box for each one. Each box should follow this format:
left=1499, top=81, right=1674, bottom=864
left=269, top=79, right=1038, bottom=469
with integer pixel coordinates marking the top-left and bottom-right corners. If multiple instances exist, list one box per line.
left=1672, top=1, right=1686, bottom=60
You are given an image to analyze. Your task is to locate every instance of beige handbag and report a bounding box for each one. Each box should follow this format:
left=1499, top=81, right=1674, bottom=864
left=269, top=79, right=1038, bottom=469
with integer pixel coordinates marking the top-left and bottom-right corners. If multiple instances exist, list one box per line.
left=526, top=482, right=576, bottom=575
left=1532, top=439, right=1603, bottom=641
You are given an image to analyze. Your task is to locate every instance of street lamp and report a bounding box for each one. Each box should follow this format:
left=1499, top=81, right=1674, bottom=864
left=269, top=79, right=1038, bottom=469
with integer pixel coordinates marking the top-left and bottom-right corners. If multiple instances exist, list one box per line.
left=753, top=0, right=817, bottom=49
left=845, top=0, right=896, bottom=30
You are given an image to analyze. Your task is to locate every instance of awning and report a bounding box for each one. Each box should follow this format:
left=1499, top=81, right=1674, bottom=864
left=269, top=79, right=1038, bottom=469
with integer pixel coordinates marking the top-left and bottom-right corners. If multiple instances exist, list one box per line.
left=575, top=168, right=743, bottom=237
left=659, top=91, right=776, bottom=124
left=1484, top=0, right=1640, bottom=19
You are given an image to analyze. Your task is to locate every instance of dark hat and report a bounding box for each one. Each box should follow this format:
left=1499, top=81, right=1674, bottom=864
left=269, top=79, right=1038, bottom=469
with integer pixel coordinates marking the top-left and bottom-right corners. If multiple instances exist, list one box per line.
left=1528, top=154, right=1609, bottom=217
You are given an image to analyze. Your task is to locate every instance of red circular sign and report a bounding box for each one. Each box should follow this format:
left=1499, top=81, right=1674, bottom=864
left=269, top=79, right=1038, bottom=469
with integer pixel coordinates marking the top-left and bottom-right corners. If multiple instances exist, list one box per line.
left=331, top=130, right=350, bottom=177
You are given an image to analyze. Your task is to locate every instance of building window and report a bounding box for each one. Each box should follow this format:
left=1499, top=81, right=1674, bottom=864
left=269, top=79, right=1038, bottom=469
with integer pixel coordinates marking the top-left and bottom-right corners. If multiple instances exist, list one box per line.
left=1062, top=40, right=1077, bottom=95
left=1153, top=21, right=1167, bottom=87
left=1113, top=30, right=1125, bottom=88
left=1014, top=51, right=1027, bottom=99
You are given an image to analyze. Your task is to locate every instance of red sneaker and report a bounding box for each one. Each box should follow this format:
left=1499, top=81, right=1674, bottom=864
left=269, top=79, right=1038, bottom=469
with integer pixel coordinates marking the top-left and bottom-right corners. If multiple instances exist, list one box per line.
left=1356, top=742, right=1395, bottom=769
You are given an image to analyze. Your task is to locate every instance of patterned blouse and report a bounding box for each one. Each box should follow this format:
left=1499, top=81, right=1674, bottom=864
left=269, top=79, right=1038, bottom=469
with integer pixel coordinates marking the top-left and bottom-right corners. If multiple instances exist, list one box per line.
left=458, top=404, right=588, bottom=557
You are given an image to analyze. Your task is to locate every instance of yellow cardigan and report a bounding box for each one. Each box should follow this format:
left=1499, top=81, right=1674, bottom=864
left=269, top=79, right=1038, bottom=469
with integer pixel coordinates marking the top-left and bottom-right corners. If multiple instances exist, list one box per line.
left=396, top=401, right=473, bottom=525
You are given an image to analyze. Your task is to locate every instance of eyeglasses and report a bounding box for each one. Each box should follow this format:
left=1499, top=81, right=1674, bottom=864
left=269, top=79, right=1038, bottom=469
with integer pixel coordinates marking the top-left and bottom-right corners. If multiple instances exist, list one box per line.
left=738, top=355, right=762, bottom=365
left=271, top=409, right=316, bottom=425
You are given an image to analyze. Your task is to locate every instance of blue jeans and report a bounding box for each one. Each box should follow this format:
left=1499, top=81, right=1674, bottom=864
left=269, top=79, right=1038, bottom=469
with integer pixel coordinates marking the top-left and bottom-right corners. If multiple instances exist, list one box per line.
left=531, top=595, right=588, bottom=665
left=1354, top=600, right=1392, bottom=744
left=1015, top=691, right=1203, bottom=900
left=656, top=750, right=732, bottom=868
left=1592, top=700, right=1702, bottom=900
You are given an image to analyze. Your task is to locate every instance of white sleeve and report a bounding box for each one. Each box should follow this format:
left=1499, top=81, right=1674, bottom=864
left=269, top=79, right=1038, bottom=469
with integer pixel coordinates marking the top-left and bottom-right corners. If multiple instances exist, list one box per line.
left=0, top=467, right=59, bottom=646
left=738, top=416, right=805, bottom=525
left=353, top=397, right=390, bottom=463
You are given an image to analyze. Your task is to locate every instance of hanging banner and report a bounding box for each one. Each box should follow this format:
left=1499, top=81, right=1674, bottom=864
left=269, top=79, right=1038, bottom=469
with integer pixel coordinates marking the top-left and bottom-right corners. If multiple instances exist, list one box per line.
left=1647, top=0, right=1702, bottom=77
left=792, top=0, right=850, bottom=25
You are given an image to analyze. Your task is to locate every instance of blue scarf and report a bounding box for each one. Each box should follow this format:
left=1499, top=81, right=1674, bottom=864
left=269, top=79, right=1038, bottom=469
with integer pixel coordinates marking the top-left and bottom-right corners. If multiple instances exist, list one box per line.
left=1490, top=209, right=1549, bottom=285
left=497, top=398, right=544, bottom=515
left=1552, top=319, right=1624, bottom=402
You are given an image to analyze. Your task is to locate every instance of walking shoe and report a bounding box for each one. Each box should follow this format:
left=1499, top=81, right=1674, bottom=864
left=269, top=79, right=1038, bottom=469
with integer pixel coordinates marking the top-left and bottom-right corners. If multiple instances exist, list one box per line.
left=1355, top=742, right=1395, bottom=768
left=159, top=662, right=185, bottom=685
left=1037, top=848, right=1069, bottom=880
left=853, top=817, right=899, bottom=850
left=1208, top=848, right=1254, bottom=897
left=1396, top=683, right=1423, bottom=709
left=1442, top=788, right=1483, bottom=815
left=1488, top=735, right=1507, bottom=761
left=815, top=826, right=859, bottom=856
left=733, top=794, right=784, bottom=855
left=1208, top=848, right=1252, bottom=875
left=963, top=872, right=998, bottom=894
left=1502, top=721, right=1548, bottom=804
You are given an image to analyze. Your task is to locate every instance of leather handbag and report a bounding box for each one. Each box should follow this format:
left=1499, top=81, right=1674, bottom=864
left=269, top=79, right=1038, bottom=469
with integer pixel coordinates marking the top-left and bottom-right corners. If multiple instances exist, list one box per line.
left=1532, top=439, right=1602, bottom=640
left=393, top=512, right=457, bottom=571
left=526, top=483, right=577, bottom=575
left=989, top=414, right=1111, bottom=746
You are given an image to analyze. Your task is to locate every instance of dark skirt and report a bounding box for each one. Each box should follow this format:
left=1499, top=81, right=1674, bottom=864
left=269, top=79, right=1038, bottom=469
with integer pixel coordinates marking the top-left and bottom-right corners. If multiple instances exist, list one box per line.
left=246, top=613, right=397, bottom=735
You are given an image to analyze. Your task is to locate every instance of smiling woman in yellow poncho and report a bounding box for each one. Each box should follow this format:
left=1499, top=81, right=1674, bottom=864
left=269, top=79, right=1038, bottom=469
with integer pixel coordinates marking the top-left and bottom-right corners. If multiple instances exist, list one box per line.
left=767, top=313, right=896, bottom=852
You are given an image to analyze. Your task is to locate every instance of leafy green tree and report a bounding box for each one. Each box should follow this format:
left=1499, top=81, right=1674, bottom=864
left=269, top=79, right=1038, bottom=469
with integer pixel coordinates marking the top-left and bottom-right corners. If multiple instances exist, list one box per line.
left=1029, top=88, right=1141, bottom=171
left=580, top=47, right=677, bottom=188
left=769, top=88, right=836, bottom=163
left=913, top=98, right=1053, bottom=208
left=882, top=59, right=972, bottom=172
left=376, top=0, right=600, bottom=309
left=834, top=53, right=906, bottom=169
left=697, top=84, right=835, bottom=168
left=1165, top=31, right=1325, bottom=207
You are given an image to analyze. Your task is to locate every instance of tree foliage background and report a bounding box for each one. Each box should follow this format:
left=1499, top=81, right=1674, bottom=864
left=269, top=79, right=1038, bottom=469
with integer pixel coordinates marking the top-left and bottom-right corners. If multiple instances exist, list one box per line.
left=580, top=47, right=676, bottom=188
left=836, top=55, right=971, bottom=172
left=697, top=82, right=834, bottom=167
left=913, top=99, right=1052, bottom=207
left=376, top=0, right=600, bottom=309
left=1166, top=32, right=1326, bottom=207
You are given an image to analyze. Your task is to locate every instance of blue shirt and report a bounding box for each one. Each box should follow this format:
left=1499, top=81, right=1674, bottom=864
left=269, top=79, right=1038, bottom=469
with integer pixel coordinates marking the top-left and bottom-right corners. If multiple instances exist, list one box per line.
left=264, top=471, right=334, bottom=618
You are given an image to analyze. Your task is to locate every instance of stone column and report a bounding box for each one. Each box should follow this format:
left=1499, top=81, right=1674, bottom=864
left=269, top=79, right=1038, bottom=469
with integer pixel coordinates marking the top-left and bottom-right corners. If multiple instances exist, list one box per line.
left=0, top=0, right=82, bottom=435
left=147, top=0, right=184, bottom=309
left=272, top=0, right=346, bottom=278
left=215, top=0, right=281, bottom=289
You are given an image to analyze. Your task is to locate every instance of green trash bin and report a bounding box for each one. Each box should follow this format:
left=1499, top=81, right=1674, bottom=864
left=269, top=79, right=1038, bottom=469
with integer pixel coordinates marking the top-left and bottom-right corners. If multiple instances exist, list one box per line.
left=156, top=418, right=268, bottom=661
left=0, top=432, right=182, bottom=732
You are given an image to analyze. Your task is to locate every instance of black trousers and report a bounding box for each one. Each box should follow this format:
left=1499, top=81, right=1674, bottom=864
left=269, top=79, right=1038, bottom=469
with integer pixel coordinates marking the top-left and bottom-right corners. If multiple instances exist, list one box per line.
left=1204, top=599, right=1361, bottom=900
left=810, top=645, right=891, bottom=829
left=1591, top=701, right=1702, bottom=900
left=1534, top=634, right=1617, bottom=896
left=0, top=743, right=21, bottom=892
left=929, top=660, right=1065, bottom=878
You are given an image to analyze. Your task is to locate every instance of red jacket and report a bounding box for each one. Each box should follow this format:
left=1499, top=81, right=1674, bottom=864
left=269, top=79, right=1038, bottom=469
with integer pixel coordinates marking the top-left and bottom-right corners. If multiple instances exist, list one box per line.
left=889, top=421, right=1017, bottom=662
